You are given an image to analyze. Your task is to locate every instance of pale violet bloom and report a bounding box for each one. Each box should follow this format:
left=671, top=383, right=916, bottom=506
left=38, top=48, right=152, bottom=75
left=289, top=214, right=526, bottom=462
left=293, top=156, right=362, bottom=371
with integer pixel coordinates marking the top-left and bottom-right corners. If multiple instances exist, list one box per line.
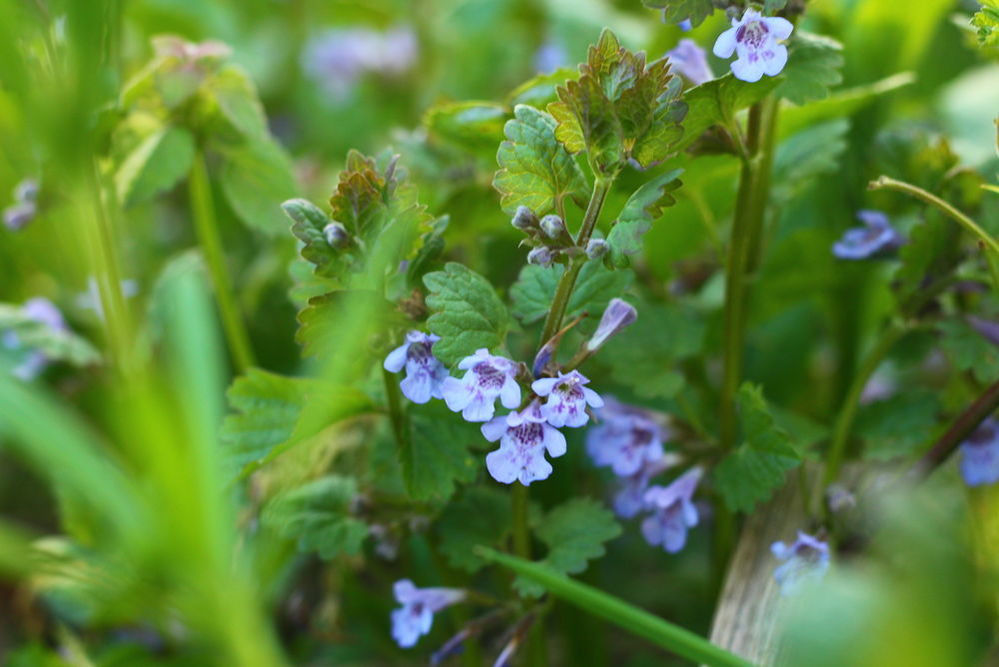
left=441, top=348, right=521, bottom=422
left=586, top=397, right=666, bottom=477
left=771, top=532, right=831, bottom=595
left=712, top=9, right=793, bottom=83
left=4, top=297, right=67, bottom=381
left=832, top=210, right=904, bottom=260
left=3, top=201, right=36, bottom=231
left=383, top=331, right=448, bottom=404
left=641, top=467, right=703, bottom=553
left=532, top=370, right=603, bottom=428
left=303, top=27, right=417, bottom=102
left=959, top=418, right=999, bottom=487
left=586, top=298, right=637, bottom=353
left=667, top=39, right=714, bottom=86
left=613, top=454, right=680, bottom=519
left=482, top=401, right=567, bottom=485
left=390, top=579, right=466, bottom=648
left=678, top=19, right=693, bottom=31
left=534, top=42, right=567, bottom=74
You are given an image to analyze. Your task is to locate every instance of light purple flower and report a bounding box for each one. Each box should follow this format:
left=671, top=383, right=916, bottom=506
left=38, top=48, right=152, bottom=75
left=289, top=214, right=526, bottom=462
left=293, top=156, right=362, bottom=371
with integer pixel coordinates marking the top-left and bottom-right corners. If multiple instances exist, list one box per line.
left=586, top=397, right=666, bottom=477
left=960, top=418, right=999, bottom=487
left=641, top=467, right=702, bottom=553
left=667, top=39, right=714, bottom=86
left=482, top=401, right=567, bottom=485
left=4, top=297, right=67, bottom=381
left=771, top=531, right=830, bottom=595
left=3, top=201, right=36, bottom=231
left=969, top=316, right=999, bottom=348
left=441, top=349, right=521, bottom=422
left=534, top=42, right=567, bottom=74
left=678, top=19, right=693, bottom=31
left=303, top=27, right=417, bottom=102
left=832, top=210, right=904, bottom=260
left=586, top=298, right=637, bottom=353
left=390, top=579, right=465, bottom=648
left=613, top=454, right=680, bottom=518
left=532, top=370, right=603, bottom=428
left=712, top=9, right=793, bottom=83
left=383, top=331, right=448, bottom=404
left=527, top=246, right=554, bottom=267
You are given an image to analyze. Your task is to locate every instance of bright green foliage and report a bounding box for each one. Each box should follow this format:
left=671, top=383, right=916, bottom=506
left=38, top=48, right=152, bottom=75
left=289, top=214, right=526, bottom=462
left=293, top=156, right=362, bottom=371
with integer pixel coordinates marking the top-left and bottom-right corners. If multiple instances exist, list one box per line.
left=857, top=391, right=941, bottom=460
left=713, top=384, right=802, bottom=513
left=972, top=1, right=999, bottom=47
left=509, top=261, right=633, bottom=325
left=402, top=411, right=482, bottom=502
left=548, top=30, right=687, bottom=175
left=607, top=168, right=684, bottom=265
left=642, top=0, right=716, bottom=29
left=424, top=263, right=510, bottom=366
left=776, top=33, right=844, bottom=105
left=676, top=74, right=781, bottom=153
left=516, top=497, right=621, bottom=598
left=282, top=199, right=341, bottom=278
left=220, top=138, right=298, bottom=236
left=435, top=486, right=512, bottom=572
left=425, top=101, right=508, bottom=153
left=601, top=302, right=704, bottom=399
left=262, top=476, right=368, bottom=560
left=219, top=369, right=373, bottom=478
left=939, top=320, right=999, bottom=384
left=0, top=306, right=100, bottom=369
left=771, top=120, right=850, bottom=204
left=115, top=125, right=195, bottom=207
left=494, top=105, right=589, bottom=216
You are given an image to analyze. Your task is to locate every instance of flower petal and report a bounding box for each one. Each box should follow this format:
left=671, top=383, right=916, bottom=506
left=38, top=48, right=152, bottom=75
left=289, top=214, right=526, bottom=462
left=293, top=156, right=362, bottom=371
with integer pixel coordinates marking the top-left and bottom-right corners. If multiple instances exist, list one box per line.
left=500, top=375, right=522, bottom=409
left=764, top=16, right=793, bottom=40
left=731, top=56, right=764, bottom=82
left=713, top=27, right=738, bottom=58
left=383, top=343, right=409, bottom=372
left=761, top=43, right=788, bottom=76
left=543, top=425, right=567, bottom=458
left=481, top=416, right=509, bottom=442
left=531, top=377, right=559, bottom=396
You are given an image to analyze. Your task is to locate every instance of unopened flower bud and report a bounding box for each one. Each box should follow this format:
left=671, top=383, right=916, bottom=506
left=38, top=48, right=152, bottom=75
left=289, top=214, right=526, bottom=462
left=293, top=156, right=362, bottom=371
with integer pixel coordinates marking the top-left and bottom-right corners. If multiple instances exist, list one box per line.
left=825, top=485, right=856, bottom=513
left=323, top=221, right=350, bottom=248
left=527, top=246, right=554, bottom=267
left=511, top=205, right=538, bottom=231
left=3, top=201, right=36, bottom=231
left=586, top=238, right=609, bottom=259
left=540, top=214, right=565, bottom=239
left=587, top=298, right=637, bottom=352
left=14, top=178, right=39, bottom=203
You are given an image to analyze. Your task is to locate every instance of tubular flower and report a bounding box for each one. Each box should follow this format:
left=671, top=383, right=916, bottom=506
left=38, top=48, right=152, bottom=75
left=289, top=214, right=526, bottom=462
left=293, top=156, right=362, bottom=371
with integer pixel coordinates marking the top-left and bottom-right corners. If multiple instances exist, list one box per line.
left=383, top=331, right=448, bottom=404
left=771, top=532, right=831, bottom=595
left=832, top=209, right=903, bottom=260
left=390, top=579, right=466, bottom=648
left=712, top=9, right=793, bottom=83
left=532, top=370, right=604, bottom=428
left=641, top=467, right=702, bottom=553
left=959, top=418, right=999, bottom=487
left=586, top=397, right=666, bottom=477
left=482, top=401, right=567, bottom=485
left=441, top=349, right=521, bottom=422
left=667, top=39, right=714, bottom=86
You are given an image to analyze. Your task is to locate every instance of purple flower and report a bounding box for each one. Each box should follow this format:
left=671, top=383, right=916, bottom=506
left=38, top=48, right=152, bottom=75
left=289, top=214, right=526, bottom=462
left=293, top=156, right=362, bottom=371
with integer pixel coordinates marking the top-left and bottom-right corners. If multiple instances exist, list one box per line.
left=968, top=316, right=999, bottom=348
left=14, top=178, right=39, bottom=203
left=527, top=247, right=554, bottom=267
left=532, top=370, right=603, bottom=428
left=678, top=19, right=693, bottom=31
left=441, top=349, right=521, bottom=422
left=771, top=532, right=830, bottom=595
left=586, top=298, right=637, bottom=353
left=667, top=39, right=714, bottom=86
left=4, top=297, right=67, bottom=381
left=303, top=27, right=417, bottom=102
left=613, top=454, right=680, bottom=518
left=586, top=397, right=666, bottom=477
left=832, top=210, right=903, bottom=260
left=482, top=401, right=567, bottom=485
left=383, top=331, right=448, bottom=404
left=959, top=418, right=999, bottom=487
left=3, top=201, right=36, bottom=231
left=641, top=467, right=702, bottom=553
left=712, top=9, right=793, bottom=83
left=390, top=579, right=465, bottom=648
left=534, top=42, right=567, bottom=74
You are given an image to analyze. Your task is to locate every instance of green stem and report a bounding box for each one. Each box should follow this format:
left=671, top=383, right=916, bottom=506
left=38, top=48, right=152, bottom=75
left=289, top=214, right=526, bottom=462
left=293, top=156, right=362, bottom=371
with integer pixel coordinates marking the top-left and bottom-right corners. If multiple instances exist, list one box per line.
left=511, top=483, right=530, bottom=559
left=744, top=97, right=780, bottom=274
left=382, top=368, right=409, bottom=450
left=188, top=152, right=255, bottom=373
left=816, top=323, right=906, bottom=509
left=869, top=176, right=999, bottom=256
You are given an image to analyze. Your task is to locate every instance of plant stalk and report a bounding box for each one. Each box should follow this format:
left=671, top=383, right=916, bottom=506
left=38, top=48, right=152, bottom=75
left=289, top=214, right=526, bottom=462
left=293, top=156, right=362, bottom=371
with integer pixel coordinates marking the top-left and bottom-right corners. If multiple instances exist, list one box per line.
left=915, top=378, right=999, bottom=476
left=188, top=152, right=256, bottom=373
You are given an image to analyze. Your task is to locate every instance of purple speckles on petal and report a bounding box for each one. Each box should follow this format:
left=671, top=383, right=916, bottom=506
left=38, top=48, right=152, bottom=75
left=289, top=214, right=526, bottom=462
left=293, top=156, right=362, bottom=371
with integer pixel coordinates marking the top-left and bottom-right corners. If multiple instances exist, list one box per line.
left=532, top=370, right=603, bottom=428
left=442, top=349, right=521, bottom=422
left=483, top=402, right=566, bottom=485
left=390, top=579, right=465, bottom=648
left=960, top=418, right=999, bottom=487
left=771, top=531, right=830, bottom=595
left=383, top=331, right=448, bottom=404
left=641, top=467, right=702, bottom=553
left=713, top=9, right=792, bottom=82
left=586, top=397, right=666, bottom=477
left=832, top=209, right=904, bottom=260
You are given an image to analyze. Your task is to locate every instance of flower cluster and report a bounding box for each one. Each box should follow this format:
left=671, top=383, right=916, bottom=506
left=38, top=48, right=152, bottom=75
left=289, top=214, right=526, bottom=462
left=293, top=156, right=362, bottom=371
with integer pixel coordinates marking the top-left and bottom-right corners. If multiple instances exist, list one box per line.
left=771, top=532, right=831, bottom=595
left=832, top=210, right=904, bottom=260
left=586, top=398, right=702, bottom=552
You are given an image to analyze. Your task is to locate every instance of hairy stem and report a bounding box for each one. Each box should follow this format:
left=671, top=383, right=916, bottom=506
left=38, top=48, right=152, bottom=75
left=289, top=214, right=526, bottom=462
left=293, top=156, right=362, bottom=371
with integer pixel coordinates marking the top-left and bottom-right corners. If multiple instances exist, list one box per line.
left=188, top=152, right=256, bottom=373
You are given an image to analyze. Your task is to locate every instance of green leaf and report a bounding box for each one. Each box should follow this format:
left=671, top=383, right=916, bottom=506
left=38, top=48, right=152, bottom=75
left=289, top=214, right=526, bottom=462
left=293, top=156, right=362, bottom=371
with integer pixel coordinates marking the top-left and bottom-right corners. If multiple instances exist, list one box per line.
left=713, top=384, right=802, bottom=513
left=972, top=1, right=999, bottom=48
left=771, top=120, right=849, bottom=205
left=765, top=0, right=789, bottom=12
left=479, top=548, right=753, bottom=667
left=262, top=476, right=368, bottom=560
left=776, top=32, right=844, bottom=105
left=857, top=390, right=940, bottom=461
left=493, top=105, right=588, bottom=216
left=548, top=30, right=686, bottom=175
left=0, top=305, right=101, bottom=369
left=675, top=74, right=781, bottom=153
left=435, top=487, right=512, bottom=572
left=601, top=302, right=704, bottom=399
left=425, top=101, right=508, bottom=153
left=115, top=125, right=195, bottom=207
left=642, top=0, right=716, bottom=29
left=939, top=319, right=999, bottom=384
left=283, top=198, right=351, bottom=280
left=296, top=290, right=401, bottom=360
left=893, top=216, right=961, bottom=306
left=607, top=168, right=684, bottom=264
left=401, top=411, right=481, bottom=502
left=516, top=498, right=621, bottom=598
left=509, top=261, right=634, bottom=325
left=208, top=65, right=269, bottom=140
left=219, top=368, right=373, bottom=478
left=220, top=138, right=298, bottom=236
left=507, top=68, right=580, bottom=109
left=423, top=263, right=509, bottom=366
